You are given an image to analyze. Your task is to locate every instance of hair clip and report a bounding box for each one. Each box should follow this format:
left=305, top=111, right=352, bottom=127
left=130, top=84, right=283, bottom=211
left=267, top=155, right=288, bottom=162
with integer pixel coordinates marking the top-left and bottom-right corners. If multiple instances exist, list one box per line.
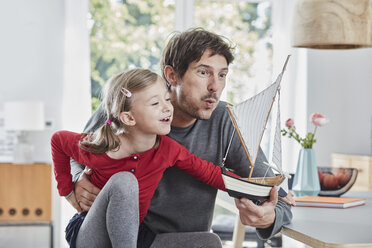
left=121, top=87, right=132, bottom=98
left=106, top=119, right=112, bottom=126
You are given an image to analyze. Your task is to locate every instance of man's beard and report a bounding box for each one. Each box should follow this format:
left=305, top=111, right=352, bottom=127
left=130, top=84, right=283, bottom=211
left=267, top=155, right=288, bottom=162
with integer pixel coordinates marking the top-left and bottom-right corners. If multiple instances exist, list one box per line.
left=178, top=91, right=219, bottom=120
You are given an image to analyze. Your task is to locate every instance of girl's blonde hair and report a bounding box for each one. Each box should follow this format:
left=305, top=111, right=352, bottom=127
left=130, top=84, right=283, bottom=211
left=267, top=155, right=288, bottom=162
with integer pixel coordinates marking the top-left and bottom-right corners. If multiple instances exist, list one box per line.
left=80, top=68, right=161, bottom=153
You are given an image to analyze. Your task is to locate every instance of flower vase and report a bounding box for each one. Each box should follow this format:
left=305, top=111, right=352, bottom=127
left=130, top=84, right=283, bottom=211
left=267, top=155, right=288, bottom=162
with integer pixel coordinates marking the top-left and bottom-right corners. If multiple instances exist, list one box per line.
left=292, top=148, right=320, bottom=196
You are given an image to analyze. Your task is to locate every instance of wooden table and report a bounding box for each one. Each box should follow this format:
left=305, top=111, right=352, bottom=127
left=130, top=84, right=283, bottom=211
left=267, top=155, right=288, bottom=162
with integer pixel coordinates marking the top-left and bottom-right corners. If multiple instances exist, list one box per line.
left=282, top=191, right=372, bottom=248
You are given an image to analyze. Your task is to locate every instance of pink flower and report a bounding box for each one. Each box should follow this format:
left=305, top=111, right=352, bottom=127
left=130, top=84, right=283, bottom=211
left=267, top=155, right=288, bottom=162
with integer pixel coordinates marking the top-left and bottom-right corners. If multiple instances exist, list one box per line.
left=282, top=112, right=329, bottom=148
left=310, top=113, right=329, bottom=127
left=285, top=118, right=294, bottom=128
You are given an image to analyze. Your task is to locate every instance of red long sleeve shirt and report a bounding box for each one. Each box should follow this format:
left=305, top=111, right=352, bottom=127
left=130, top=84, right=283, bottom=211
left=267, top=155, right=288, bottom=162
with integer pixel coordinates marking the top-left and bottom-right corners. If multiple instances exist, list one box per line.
left=51, top=130, right=237, bottom=223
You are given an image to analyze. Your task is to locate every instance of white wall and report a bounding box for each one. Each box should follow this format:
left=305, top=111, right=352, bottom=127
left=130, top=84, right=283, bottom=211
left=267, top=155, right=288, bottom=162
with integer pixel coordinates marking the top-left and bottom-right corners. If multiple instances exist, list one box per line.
left=0, top=2, right=65, bottom=247
left=0, top=0, right=65, bottom=163
left=0, top=1, right=91, bottom=247
left=273, top=0, right=372, bottom=171
left=307, top=49, right=372, bottom=166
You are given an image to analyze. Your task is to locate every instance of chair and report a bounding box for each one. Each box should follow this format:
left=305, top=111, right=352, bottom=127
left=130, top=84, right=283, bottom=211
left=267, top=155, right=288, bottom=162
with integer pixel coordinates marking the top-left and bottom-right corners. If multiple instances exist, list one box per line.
left=213, top=191, right=282, bottom=248
left=211, top=214, right=282, bottom=248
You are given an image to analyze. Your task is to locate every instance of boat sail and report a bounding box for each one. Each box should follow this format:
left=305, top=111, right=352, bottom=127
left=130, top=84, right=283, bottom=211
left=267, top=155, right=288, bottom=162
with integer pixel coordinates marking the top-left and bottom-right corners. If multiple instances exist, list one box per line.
left=221, top=55, right=291, bottom=201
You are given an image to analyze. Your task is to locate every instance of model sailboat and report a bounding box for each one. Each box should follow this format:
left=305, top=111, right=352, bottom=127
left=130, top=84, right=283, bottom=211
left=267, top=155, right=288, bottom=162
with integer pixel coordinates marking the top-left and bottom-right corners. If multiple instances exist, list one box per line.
left=221, top=55, right=291, bottom=202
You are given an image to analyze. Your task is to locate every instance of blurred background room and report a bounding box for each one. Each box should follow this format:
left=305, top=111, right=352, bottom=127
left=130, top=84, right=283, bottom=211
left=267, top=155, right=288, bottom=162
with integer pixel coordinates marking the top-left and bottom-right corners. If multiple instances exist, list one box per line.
left=0, top=0, right=371, bottom=247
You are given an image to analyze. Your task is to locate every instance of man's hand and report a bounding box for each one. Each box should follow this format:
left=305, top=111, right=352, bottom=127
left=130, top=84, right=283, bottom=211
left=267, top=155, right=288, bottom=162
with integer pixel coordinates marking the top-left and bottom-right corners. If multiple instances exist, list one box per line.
left=74, top=168, right=100, bottom=211
left=234, top=186, right=278, bottom=229
left=66, top=191, right=83, bottom=213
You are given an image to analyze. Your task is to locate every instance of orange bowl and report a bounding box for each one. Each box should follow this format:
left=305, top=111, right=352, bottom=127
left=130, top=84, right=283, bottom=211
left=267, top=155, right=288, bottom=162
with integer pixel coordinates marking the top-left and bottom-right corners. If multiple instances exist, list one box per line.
left=317, top=167, right=358, bottom=197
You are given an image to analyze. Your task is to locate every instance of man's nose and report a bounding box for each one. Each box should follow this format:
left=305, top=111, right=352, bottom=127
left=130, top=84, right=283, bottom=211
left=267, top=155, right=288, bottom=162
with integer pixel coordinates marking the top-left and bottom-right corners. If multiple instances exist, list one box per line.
left=207, top=75, right=218, bottom=92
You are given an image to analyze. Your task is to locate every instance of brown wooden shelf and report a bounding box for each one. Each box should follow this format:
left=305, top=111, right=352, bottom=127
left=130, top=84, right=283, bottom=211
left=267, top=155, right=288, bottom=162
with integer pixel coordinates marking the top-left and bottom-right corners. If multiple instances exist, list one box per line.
left=0, top=163, right=52, bottom=222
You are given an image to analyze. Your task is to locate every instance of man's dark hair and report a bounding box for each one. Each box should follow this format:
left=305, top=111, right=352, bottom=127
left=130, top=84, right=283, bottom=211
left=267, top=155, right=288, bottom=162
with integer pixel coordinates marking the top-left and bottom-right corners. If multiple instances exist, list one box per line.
left=161, top=27, right=235, bottom=83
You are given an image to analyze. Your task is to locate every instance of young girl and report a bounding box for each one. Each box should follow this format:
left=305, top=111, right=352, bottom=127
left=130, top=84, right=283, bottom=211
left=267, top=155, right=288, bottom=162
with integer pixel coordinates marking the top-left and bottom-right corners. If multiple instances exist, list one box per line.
left=51, top=68, right=237, bottom=248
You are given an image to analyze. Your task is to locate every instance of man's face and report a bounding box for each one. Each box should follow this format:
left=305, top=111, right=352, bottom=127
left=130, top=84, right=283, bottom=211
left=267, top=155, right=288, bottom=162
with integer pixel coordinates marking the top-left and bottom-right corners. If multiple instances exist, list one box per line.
left=172, top=49, right=228, bottom=121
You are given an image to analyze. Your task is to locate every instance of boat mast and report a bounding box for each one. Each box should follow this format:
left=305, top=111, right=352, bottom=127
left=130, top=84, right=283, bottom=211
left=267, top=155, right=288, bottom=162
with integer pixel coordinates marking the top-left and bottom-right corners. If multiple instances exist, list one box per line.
left=226, top=106, right=255, bottom=170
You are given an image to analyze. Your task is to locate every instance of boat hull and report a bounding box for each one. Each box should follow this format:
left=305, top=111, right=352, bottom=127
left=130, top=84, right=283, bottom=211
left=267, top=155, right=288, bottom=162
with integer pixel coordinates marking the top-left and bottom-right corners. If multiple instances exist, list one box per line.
left=222, top=171, right=286, bottom=202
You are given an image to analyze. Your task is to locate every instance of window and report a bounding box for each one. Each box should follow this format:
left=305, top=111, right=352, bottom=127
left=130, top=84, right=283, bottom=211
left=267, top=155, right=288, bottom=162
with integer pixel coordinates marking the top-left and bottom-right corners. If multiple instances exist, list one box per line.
left=194, top=0, right=272, bottom=104
left=89, top=0, right=175, bottom=111
left=89, top=0, right=272, bottom=109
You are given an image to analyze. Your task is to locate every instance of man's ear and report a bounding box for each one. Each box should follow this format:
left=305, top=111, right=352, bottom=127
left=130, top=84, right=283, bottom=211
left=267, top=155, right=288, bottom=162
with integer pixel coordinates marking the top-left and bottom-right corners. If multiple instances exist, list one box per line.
left=119, top=112, right=136, bottom=126
left=164, top=65, right=178, bottom=87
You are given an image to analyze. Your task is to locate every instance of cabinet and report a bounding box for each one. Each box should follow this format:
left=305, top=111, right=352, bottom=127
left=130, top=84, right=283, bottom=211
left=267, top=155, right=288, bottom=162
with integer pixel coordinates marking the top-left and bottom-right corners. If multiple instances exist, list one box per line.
left=331, top=153, right=372, bottom=191
left=0, top=163, right=52, bottom=222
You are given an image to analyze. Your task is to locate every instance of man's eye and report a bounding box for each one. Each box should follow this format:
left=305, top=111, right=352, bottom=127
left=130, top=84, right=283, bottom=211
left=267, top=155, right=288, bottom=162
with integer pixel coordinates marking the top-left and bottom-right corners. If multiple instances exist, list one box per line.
left=151, top=102, right=159, bottom=106
left=166, top=98, right=171, bottom=101
left=198, top=69, right=209, bottom=76
left=219, top=73, right=227, bottom=79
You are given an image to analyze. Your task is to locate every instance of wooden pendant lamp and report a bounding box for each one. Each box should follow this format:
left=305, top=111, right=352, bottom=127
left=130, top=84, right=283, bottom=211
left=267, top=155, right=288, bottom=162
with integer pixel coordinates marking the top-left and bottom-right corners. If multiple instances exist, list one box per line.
left=291, top=0, right=372, bottom=49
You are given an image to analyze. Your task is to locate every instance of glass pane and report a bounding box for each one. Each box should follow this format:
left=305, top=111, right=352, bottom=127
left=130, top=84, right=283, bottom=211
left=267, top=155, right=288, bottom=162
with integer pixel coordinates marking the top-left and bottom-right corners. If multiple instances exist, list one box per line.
left=89, top=0, right=175, bottom=111
left=194, top=0, right=273, bottom=105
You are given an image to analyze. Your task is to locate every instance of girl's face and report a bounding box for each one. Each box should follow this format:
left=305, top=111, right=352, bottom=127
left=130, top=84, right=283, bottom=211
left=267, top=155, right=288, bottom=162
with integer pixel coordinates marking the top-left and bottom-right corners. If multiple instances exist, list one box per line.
left=129, top=78, right=173, bottom=135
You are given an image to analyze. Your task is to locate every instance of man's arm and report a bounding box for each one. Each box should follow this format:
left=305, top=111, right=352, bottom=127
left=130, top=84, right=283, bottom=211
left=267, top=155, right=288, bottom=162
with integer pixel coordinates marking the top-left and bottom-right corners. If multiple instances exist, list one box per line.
left=70, top=159, right=100, bottom=211
left=70, top=103, right=106, bottom=211
left=70, top=158, right=85, bottom=183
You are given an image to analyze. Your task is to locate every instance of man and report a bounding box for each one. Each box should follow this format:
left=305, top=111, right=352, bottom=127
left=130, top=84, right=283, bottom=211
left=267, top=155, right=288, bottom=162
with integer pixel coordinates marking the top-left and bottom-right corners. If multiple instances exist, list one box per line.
left=71, top=28, right=292, bottom=247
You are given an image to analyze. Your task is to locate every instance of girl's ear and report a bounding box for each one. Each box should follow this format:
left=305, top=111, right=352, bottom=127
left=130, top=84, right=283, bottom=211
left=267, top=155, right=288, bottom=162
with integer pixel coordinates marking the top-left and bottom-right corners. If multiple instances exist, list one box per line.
left=119, top=111, right=136, bottom=126
left=164, top=65, right=178, bottom=87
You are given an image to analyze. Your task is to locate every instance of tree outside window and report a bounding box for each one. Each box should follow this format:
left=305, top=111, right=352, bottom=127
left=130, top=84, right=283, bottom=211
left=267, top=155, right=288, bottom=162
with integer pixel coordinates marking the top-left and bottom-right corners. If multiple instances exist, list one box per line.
left=89, top=0, right=272, bottom=109
left=89, top=0, right=174, bottom=112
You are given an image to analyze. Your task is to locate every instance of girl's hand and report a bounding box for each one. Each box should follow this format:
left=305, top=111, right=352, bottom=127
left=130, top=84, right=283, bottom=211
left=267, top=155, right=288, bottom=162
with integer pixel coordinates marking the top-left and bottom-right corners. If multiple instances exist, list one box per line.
left=280, top=190, right=296, bottom=206
left=66, top=191, right=84, bottom=213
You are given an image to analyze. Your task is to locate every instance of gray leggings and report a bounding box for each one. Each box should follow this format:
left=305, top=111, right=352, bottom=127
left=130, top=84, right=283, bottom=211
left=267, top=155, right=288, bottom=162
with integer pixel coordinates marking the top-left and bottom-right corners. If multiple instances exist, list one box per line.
left=75, top=171, right=223, bottom=248
left=76, top=172, right=139, bottom=248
